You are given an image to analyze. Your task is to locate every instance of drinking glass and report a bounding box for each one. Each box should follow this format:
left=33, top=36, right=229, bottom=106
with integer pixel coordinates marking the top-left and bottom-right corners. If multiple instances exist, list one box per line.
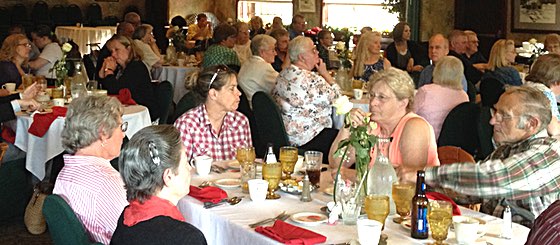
left=279, top=146, right=298, bottom=182
left=364, top=195, right=390, bottom=230
left=304, top=151, right=322, bottom=187
left=262, top=162, right=282, bottom=199
left=392, top=182, right=416, bottom=223
left=86, top=80, right=98, bottom=91
left=22, top=74, right=34, bottom=89
left=428, top=200, right=453, bottom=245
left=237, top=147, right=256, bottom=194
left=337, top=183, right=361, bottom=225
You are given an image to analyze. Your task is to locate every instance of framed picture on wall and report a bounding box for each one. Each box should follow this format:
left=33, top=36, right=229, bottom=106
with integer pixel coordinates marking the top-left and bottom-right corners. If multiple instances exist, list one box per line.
left=96, top=0, right=119, bottom=2
left=512, top=0, right=560, bottom=32
left=299, top=0, right=316, bottom=13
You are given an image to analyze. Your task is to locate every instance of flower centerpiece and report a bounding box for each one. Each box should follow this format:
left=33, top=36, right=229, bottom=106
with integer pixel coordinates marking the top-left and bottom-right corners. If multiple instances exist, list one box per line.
left=49, top=42, right=73, bottom=87
left=332, top=96, right=378, bottom=202
left=166, top=25, right=187, bottom=52
left=335, top=41, right=352, bottom=69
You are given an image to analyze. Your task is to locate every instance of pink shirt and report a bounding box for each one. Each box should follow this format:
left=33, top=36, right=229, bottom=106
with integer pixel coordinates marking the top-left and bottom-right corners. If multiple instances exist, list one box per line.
left=174, top=104, right=252, bottom=161
left=53, top=155, right=128, bottom=244
left=371, top=112, right=440, bottom=168
left=413, top=84, right=469, bottom=139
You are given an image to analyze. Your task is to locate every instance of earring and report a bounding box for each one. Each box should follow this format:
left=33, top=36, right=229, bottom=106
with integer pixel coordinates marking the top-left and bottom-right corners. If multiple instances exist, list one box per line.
left=101, top=141, right=106, bottom=148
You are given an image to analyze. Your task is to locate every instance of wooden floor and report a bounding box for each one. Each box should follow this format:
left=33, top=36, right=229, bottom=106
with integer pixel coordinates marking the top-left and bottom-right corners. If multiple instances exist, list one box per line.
left=0, top=217, right=53, bottom=245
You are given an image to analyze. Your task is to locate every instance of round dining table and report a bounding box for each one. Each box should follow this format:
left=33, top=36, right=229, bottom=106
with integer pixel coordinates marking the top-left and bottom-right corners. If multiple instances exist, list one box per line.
left=55, top=26, right=116, bottom=55
left=6, top=104, right=151, bottom=180
left=157, top=65, right=199, bottom=104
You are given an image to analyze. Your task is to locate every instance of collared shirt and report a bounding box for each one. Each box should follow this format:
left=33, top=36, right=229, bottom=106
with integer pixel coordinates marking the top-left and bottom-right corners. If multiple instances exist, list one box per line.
left=187, top=23, right=212, bottom=41
left=238, top=55, right=279, bottom=106
left=418, top=64, right=468, bottom=92
left=53, top=155, right=128, bottom=244
left=233, top=41, right=252, bottom=65
left=426, top=130, right=560, bottom=227
left=201, top=44, right=241, bottom=69
left=272, top=65, right=341, bottom=146
left=525, top=200, right=560, bottom=245
left=174, top=104, right=252, bottom=161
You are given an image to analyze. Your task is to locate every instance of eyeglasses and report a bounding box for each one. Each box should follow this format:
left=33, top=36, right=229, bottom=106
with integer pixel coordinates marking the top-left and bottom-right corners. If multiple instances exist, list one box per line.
left=208, top=66, right=229, bottom=89
left=490, top=107, right=519, bottom=122
left=18, top=43, right=32, bottom=48
left=120, top=122, right=128, bottom=132
left=370, top=93, right=394, bottom=103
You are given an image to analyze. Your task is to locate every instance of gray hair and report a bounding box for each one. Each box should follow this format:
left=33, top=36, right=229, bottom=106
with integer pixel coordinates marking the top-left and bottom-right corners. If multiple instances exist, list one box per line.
left=503, top=86, right=552, bottom=132
left=288, top=36, right=311, bottom=63
left=251, top=34, right=276, bottom=55
left=132, top=24, right=153, bottom=40
left=61, top=96, right=123, bottom=154
left=433, top=56, right=464, bottom=90
left=368, top=67, right=416, bottom=112
left=118, top=125, right=183, bottom=203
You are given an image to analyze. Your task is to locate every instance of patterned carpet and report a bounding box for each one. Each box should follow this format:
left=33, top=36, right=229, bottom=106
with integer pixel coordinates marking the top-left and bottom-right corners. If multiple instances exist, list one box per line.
left=0, top=217, right=53, bottom=245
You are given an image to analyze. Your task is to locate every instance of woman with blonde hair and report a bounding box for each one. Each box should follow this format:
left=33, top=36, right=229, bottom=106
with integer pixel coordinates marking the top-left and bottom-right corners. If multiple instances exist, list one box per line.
left=544, top=33, right=560, bottom=55
left=351, top=31, right=391, bottom=82
left=413, top=56, right=469, bottom=139
left=99, top=35, right=159, bottom=121
left=482, top=39, right=522, bottom=86
left=249, top=16, right=266, bottom=39
left=0, top=34, right=32, bottom=88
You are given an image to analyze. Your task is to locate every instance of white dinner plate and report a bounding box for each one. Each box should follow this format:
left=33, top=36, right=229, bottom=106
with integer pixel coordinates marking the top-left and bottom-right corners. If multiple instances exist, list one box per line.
left=290, top=212, right=328, bottom=226
left=214, top=178, right=241, bottom=189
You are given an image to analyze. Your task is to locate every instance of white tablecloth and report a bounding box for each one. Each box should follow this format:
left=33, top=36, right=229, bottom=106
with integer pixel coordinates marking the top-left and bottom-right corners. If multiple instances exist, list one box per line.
left=8, top=105, right=151, bottom=180
left=158, top=66, right=199, bottom=104
left=332, top=98, right=369, bottom=129
left=178, top=164, right=529, bottom=245
left=55, top=26, right=116, bottom=55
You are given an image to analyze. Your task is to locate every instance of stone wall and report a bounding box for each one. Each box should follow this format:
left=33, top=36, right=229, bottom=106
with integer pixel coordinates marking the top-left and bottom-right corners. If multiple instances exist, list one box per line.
left=419, top=0, right=455, bottom=42
left=0, top=0, right=144, bottom=21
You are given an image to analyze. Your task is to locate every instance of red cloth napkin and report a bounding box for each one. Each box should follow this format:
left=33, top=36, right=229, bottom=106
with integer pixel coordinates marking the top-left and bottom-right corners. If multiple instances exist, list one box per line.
left=426, top=192, right=462, bottom=216
left=255, top=220, right=327, bottom=245
left=28, top=106, right=67, bottom=137
left=1, top=126, right=15, bottom=144
left=117, top=88, right=137, bottom=105
left=188, top=185, right=227, bottom=203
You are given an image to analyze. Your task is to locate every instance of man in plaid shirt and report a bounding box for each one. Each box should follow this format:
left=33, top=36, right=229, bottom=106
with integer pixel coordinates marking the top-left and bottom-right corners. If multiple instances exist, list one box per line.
left=425, top=86, right=560, bottom=227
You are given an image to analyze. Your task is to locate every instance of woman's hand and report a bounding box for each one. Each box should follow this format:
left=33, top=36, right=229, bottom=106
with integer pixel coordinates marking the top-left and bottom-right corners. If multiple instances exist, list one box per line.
left=21, top=82, right=39, bottom=99
left=100, top=57, right=118, bottom=78
left=0, top=89, right=9, bottom=97
left=348, top=108, right=368, bottom=127
left=17, top=99, right=40, bottom=111
left=315, top=59, right=328, bottom=76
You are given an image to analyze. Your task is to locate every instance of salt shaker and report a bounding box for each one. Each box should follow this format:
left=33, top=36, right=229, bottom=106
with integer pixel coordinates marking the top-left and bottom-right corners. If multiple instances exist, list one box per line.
left=300, top=174, right=312, bottom=202
left=501, top=205, right=512, bottom=239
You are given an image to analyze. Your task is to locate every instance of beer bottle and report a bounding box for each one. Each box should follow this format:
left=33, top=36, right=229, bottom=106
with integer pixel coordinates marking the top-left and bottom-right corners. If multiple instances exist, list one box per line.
left=411, top=170, right=429, bottom=239
left=264, top=143, right=277, bottom=164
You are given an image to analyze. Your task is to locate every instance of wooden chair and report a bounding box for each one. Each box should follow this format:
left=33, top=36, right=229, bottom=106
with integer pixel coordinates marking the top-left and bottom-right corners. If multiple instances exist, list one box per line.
left=437, top=146, right=481, bottom=211
left=0, top=142, right=8, bottom=165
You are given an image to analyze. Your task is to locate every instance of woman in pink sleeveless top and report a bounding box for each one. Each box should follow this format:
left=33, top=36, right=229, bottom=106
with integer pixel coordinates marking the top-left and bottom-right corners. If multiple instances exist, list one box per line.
left=329, top=68, right=439, bottom=183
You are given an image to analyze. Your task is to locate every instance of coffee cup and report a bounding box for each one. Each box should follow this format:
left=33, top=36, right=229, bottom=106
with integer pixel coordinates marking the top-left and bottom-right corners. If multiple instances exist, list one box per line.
left=2, top=83, right=16, bottom=92
left=194, top=155, right=212, bottom=176
left=248, top=179, right=268, bottom=202
left=453, top=216, right=485, bottom=244
left=52, top=98, right=65, bottom=107
left=177, top=59, right=185, bottom=67
left=353, top=89, right=363, bottom=100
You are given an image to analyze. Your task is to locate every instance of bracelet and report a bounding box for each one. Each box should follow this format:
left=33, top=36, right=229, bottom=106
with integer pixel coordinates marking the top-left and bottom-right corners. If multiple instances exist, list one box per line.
left=104, top=68, right=114, bottom=72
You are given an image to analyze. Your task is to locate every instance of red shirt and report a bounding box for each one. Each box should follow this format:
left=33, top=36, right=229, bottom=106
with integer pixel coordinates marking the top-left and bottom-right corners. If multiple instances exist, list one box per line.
left=525, top=200, right=560, bottom=245
left=174, top=104, right=252, bottom=161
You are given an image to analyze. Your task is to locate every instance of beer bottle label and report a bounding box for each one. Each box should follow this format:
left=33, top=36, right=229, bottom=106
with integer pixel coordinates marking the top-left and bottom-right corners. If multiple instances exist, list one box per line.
left=415, top=207, right=428, bottom=233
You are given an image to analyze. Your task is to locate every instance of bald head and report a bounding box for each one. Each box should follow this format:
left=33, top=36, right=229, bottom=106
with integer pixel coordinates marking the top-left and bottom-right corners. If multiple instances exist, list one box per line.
left=429, top=34, right=449, bottom=63
left=124, top=12, right=141, bottom=28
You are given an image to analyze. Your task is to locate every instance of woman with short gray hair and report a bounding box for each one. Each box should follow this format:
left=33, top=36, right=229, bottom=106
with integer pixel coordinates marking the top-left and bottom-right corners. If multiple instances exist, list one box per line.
left=53, top=95, right=128, bottom=244
left=272, top=36, right=341, bottom=163
left=238, top=34, right=279, bottom=105
left=413, top=56, right=469, bottom=139
left=132, top=24, right=163, bottom=70
left=111, top=125, right=207, bottom=244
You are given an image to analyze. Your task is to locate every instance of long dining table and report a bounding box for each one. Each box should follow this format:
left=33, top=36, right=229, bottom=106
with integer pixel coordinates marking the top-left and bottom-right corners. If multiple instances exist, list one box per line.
left=5, top=104, right=151, bottom=180
left=178, top=162, right=530, bottom=245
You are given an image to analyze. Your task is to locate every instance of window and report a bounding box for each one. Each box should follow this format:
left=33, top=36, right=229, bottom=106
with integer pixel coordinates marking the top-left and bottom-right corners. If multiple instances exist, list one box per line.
left=323, top=0, right=399, bottom=32
left=237, top=0, right=293, bottom=27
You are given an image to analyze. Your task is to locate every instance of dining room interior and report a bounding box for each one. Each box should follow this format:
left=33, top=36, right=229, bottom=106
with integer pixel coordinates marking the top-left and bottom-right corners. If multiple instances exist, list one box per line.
left=0, top=0, right=559, bottom=244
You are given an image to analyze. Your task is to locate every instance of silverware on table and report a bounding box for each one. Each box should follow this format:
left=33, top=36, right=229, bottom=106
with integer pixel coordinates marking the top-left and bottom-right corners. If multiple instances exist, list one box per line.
left=248, top=211, right=290, bottom=228
left=203, top=196, right=242, bottom=209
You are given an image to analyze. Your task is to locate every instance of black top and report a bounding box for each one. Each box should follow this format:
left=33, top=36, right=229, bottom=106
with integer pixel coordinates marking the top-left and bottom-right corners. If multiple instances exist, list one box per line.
left=464, top=51, right=487, bottom=64
left=99, top=60, right=159, bottom=121
left=448, top=50, right=483, bottom=84
left=385, top=41, right=430, bottom=69
left=0, top=93, right=21, bottom=123
left=110, top=214, right=207, bottom=245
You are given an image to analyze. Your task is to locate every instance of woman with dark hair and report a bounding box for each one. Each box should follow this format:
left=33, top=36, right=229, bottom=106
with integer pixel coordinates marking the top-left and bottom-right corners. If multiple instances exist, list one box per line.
left=201, top=24, right=241, bottom=72
left=111, top=125, right=207, bottom=245
left=249, top=16, right=266, bottom=39
left=174, top=65, right=252, bottom=161
left=29, top=25, right=62, bottom=80
left=0, top=34, right=32, bottom=88
left=385, top=22, right=427, bottom=73
left=98, top=35, right=159, bottom=121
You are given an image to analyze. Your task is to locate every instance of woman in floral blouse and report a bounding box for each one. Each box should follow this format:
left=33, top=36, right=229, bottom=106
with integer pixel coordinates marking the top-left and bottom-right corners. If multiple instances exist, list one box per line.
left=272, top=36, right=341, bottom=162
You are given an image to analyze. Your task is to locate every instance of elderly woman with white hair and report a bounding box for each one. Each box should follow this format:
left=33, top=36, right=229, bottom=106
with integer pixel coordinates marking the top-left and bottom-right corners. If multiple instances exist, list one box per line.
left=272, top=36, right=341, bottom=162
left=329, top=68, right=439, bottom=183
left=53, top=96, right=128, bottom=244
left=414, top=56, right=469, bottom=139
left=132, top=24, right=163, bottom=71
left=238, top=34, right=279, bottom=105
left=111, top=125, right=207, bottom=245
